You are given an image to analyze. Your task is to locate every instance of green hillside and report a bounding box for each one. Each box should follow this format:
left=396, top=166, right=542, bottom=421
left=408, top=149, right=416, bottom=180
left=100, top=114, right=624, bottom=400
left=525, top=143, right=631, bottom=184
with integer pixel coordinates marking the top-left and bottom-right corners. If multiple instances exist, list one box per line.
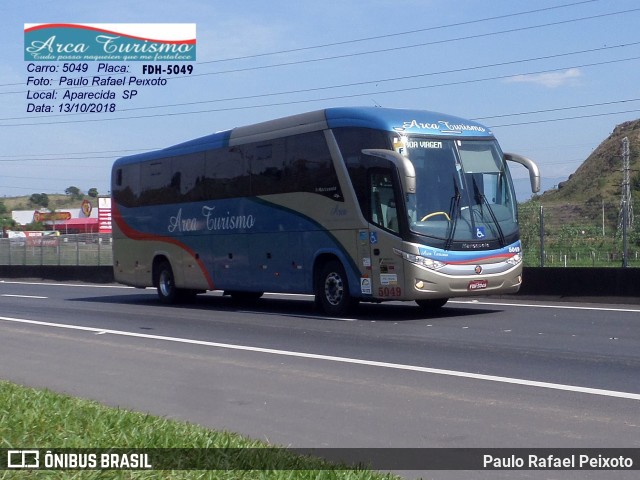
left=519, top=119, right=640, bottom=267
left=2, top=193, right=88, bottom=211
left=540, top=119, right=640, bottom=206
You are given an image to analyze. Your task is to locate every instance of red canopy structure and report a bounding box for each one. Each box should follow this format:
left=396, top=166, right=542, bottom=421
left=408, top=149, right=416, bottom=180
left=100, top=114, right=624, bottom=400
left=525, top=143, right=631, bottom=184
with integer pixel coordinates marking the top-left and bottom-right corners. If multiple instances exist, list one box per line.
left=51, top=218, right=99, bottom=234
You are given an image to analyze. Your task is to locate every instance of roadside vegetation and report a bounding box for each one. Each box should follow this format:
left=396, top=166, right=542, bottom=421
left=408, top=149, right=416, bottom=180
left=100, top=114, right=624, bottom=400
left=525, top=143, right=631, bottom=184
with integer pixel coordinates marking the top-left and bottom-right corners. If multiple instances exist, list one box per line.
left=517, top=119, right=640, bottom=267
left=1, top=188, right=100, bottom=232
left=0, top=381, right=400, bottom=480
left=518, top=199, right=640, bottom=267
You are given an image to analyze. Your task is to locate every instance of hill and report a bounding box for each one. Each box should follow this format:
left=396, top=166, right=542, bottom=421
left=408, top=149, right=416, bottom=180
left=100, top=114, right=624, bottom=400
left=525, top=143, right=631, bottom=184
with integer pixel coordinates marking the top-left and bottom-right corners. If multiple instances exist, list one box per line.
left=1, top=193, right=96, bottom=213
left=526, top=119, right=640, bottom=230
left=538, top=119, right=640, bottom=206
left=517, top=119, right=640, bottom=267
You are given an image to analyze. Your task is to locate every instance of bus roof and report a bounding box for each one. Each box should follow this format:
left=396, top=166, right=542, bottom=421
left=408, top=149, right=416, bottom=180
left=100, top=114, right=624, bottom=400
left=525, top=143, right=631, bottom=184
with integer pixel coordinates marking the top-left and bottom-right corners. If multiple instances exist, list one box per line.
left=324, top=107, right=492, bottom=137
left=113, top=107, right=493, bottom=166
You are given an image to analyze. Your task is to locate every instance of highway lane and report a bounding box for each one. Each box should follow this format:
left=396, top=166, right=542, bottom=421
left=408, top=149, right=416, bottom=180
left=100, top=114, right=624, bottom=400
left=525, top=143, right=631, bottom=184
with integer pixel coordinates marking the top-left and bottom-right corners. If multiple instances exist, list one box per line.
left=1, top=280, right=639, bottom=478
left=1, top=280, right=639, bottom=393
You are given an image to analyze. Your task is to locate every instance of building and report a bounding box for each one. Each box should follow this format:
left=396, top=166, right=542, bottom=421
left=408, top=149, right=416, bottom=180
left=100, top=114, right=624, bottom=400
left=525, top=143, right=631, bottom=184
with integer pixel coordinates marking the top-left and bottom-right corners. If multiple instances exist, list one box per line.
left=10, top=198, right=111, bottom=234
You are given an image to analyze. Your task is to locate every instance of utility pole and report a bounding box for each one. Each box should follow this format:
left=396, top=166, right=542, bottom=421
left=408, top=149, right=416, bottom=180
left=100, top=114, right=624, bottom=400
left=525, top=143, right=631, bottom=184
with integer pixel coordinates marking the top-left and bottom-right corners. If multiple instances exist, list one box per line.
left=617, top=137, right=633, bottom=267
left=539, top=204, right=545, bottom=267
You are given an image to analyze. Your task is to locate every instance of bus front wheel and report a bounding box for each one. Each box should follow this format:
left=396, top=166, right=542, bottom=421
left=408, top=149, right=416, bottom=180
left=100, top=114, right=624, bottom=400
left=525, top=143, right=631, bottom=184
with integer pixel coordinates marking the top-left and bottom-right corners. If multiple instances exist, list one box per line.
left=315, top=260, right=356, bottom=316
left=415, top=298, right=448, bottom=311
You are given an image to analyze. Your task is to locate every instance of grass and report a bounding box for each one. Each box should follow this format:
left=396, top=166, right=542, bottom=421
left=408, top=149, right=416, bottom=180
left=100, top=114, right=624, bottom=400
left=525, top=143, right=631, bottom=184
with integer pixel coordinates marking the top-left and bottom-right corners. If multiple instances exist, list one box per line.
left=0, top=381, right=400, bottom=480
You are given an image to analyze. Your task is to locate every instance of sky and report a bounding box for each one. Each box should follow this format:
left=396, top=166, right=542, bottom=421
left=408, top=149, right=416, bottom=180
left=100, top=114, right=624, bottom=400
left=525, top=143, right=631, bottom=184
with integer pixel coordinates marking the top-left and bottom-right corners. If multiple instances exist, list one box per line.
left=2, top=0, right=640, bottom=201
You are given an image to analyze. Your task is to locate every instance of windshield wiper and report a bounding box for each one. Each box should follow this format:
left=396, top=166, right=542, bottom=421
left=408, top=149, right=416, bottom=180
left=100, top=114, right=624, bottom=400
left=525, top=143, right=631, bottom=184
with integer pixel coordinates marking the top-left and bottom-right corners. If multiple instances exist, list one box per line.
left=472, top=176, right=506, bottom=246
left=445, top=176, right=461, bottom=250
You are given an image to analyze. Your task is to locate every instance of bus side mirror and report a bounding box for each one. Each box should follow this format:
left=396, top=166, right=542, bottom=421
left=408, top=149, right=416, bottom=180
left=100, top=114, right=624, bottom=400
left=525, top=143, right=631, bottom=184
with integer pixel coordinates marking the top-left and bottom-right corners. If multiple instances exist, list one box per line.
left=504, top=152, right=540, bottom=193
left=361, top=149, right=416, bottom=194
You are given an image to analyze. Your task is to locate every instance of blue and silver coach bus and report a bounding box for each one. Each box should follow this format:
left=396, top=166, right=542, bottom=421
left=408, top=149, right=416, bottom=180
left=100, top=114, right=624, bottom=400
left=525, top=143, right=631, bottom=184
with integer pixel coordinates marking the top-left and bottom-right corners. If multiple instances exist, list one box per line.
left=111, top=107, right=539, bottom=315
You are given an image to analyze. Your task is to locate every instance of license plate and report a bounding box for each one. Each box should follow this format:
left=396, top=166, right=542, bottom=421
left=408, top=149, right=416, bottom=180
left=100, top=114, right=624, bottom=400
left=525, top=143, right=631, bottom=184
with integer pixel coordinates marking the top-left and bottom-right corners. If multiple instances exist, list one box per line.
left=468, top=279, right=488, bottom=291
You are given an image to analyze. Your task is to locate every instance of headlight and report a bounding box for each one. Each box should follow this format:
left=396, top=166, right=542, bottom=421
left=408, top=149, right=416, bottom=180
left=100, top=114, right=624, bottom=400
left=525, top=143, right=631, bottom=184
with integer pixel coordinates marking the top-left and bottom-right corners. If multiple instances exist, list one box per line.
left=394, top=248, right=447, bottom=271
left=505, top=252, right=522, bottom=266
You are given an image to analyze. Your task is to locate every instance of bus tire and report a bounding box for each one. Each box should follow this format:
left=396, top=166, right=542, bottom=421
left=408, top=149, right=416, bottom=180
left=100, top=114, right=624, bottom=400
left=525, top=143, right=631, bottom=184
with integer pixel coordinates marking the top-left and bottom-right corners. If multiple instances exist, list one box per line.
left=415, top=298, right=448, bottom=310
left=315, top=260, right=356, bottom=316
left=156, top=261, right=178, bottom=304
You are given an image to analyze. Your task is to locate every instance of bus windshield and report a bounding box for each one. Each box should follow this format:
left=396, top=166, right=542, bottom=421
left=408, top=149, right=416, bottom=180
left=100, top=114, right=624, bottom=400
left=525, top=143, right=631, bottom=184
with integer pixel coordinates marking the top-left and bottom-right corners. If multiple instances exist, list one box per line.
left=401, top=137, right=518, bottom=244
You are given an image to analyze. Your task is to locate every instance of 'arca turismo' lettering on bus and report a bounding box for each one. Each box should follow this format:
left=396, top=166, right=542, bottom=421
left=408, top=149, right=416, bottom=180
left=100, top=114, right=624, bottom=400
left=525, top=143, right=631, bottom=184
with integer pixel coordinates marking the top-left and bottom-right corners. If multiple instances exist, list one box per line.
left=402, top=119, right=439, bottom=130
left=167, top=207, right=256, bottom=233
left=168, top=208, right=199, bottom=233
left=438, top=120, right=486, bottom=134
left=202, top=206, right=255, bottom=231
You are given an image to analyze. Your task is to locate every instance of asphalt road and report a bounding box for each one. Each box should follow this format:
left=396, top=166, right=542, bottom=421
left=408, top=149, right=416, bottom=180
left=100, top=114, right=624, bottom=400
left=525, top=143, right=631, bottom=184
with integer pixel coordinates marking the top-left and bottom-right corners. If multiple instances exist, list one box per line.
left=1, top=279, right=639, bottom=479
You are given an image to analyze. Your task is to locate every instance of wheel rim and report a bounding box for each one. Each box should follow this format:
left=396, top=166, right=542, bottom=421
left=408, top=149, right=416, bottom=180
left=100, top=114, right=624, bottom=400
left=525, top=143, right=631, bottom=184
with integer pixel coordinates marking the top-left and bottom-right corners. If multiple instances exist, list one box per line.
left=324, top=272, right=344, bottom=306
left=159, top=270, right=172, bottom=297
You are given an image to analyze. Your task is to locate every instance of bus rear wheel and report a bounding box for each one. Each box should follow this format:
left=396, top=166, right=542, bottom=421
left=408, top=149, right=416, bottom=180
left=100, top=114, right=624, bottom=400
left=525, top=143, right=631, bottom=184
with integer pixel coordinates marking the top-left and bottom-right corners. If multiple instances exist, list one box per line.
left=315, top=260, right=356, bottom=316
left=156, top=261, right=178, bottom=304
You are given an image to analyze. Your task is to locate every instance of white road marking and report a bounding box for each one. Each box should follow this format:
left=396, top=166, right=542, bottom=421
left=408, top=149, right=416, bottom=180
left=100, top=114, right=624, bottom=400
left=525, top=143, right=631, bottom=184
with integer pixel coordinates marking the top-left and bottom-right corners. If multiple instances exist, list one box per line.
left=1, top=294, right=48, bottom=299
left=1, top=314, right=638, bottom=402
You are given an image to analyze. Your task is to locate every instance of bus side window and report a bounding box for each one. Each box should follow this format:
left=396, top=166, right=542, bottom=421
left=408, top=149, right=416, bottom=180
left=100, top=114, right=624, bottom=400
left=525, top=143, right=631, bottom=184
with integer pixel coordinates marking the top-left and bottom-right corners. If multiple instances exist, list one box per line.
left=287, top=131, right=343, bottom=200
left=333, top=127, right=392, bottom=221
left=175, top=152, right=204, bottom=202
left=112, top=163, right=141, bottom=208
left=204, top=147, right=250, bottom=200
left=250, top=140, right=286, bottom=196
left=170, top=172, right=181, bottom=190
left=369, top=170, right=399, bottom=234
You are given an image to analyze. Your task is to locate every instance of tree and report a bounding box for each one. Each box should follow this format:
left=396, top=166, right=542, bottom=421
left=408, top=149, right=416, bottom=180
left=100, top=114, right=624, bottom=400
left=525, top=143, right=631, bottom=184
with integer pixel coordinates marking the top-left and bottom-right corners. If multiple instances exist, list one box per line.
left=88, top=188, right=99, bottom=198
left=0, top=200, right=14, bottom=231
left=23, top=221, right=45, bottom=231
left=0, top=217, right=16, bottom=230
left=29, top=193, right=49, bottom=208
left=65, top=186, right=83, bottom=200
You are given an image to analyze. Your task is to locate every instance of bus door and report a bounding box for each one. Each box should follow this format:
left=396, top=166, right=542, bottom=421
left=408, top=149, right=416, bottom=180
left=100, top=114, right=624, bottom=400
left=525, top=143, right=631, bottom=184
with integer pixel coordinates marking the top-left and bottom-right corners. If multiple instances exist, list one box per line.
left=364, top=169, right=405, bottom=301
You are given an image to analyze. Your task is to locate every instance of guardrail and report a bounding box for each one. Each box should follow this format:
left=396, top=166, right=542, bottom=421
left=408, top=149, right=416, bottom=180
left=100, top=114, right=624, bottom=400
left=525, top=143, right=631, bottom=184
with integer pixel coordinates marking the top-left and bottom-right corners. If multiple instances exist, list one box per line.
left=0, top=233, right=112, bottom=267
left=519, top=267, right=640, bottom=298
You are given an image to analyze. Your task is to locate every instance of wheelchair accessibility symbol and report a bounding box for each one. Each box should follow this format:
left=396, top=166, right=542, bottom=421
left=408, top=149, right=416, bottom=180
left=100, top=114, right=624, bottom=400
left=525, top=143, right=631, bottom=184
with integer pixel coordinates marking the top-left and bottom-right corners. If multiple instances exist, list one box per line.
left=475, top=227, right=486, bottom=239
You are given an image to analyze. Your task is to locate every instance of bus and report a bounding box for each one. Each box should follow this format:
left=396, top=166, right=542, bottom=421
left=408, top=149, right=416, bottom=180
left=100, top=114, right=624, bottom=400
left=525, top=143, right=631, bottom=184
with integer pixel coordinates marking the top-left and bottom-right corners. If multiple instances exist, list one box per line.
left=111, top=107, right=539, bottom=315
